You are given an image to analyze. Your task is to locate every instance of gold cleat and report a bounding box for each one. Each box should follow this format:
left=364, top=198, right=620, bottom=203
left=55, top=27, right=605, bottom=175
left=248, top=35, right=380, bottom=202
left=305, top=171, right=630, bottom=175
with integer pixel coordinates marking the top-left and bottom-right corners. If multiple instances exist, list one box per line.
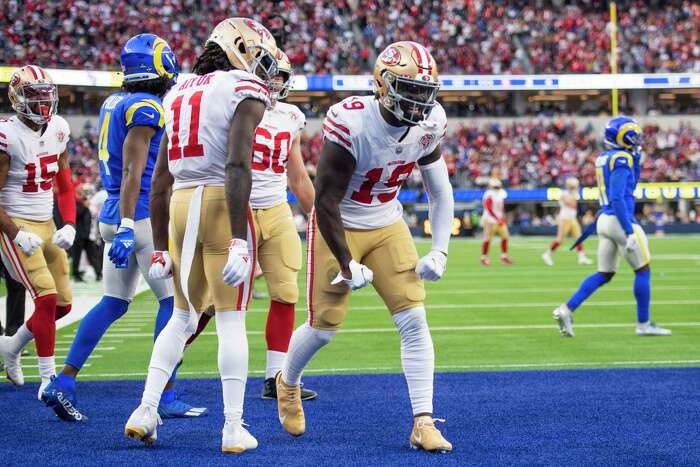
left=275, top=371, right=305, bottom=436
left=409, top=415, right=453, bottom=453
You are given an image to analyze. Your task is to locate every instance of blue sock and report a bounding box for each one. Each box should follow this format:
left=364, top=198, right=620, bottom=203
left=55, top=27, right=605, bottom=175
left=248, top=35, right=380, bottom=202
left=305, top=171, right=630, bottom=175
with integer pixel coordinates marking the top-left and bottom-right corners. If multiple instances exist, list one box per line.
left=161, top=388, right=176, bottom=404
left=566, top=272, right=611, bottom=311
left=56, top=373, right=76, bottom=392
left=64, top=296, right=130, bottom=371
left=634, top=270, right=651, bottom=323
left=153, top=296, right=178, bottom=384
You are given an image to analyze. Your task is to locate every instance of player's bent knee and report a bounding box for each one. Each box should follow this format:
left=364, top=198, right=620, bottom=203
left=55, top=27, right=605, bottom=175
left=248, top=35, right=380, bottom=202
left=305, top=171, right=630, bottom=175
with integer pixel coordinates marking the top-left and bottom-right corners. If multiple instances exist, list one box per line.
left=269, top=282, right=298, bottom=304
left=599, top=271, right=615, bottom=283
left=307, top=323, right=336, bottom=344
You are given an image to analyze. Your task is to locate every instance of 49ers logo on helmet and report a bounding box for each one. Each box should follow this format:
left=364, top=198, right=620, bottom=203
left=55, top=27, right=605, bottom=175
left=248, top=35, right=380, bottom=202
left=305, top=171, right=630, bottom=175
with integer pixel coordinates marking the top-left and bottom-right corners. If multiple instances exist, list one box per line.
left=380, top=46, right=401, bottom=66
left=9, top=73, right=21, bottom=87
left=244, top=19, right=271, bottom=40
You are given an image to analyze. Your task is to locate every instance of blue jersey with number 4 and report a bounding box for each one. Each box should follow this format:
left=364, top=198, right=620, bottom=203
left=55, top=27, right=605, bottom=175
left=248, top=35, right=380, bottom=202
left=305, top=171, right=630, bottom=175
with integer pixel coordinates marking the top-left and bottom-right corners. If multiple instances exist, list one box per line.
left=595, top=149, right=640, bottom=220
left=96, top=92, right=165, bottom=224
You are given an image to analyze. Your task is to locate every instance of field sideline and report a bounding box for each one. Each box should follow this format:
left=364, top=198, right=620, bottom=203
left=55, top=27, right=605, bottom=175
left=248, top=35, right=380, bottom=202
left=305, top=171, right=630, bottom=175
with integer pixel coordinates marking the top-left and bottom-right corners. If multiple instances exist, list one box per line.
left=16, top=234, right=698, bottom=381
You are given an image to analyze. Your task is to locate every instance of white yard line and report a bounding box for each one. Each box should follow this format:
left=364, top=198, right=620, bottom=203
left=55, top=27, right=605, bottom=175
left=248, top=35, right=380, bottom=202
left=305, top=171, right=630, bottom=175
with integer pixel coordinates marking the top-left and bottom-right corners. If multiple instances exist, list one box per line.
left=22, top=359, right=700, bottom=380
left=62, top=321, right=700, bottom=339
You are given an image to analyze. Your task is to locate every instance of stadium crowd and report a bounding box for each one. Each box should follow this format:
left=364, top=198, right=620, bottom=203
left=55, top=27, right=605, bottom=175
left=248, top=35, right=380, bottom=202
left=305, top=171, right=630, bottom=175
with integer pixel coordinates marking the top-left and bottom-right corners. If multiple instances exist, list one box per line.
left=68, top=120, right=700, bottom=190
left=2, top=0, right=699, bottom=74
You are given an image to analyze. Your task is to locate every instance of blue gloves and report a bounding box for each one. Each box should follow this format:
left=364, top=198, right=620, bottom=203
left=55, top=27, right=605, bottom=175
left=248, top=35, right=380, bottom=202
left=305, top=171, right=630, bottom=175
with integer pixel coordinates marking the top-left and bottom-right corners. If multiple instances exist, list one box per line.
left=108, top=219, right=135, bottom=269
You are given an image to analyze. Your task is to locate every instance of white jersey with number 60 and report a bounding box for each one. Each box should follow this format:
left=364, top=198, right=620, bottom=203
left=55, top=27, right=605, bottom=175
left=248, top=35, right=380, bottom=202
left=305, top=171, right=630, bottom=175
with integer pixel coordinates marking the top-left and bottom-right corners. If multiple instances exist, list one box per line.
left=250, top=102, right=306, bottom=209
left=163, top=70, right=272, bottom=190
left=322, top=95, right=446, bottom=229
left=0, top=115, right=70, bottom=221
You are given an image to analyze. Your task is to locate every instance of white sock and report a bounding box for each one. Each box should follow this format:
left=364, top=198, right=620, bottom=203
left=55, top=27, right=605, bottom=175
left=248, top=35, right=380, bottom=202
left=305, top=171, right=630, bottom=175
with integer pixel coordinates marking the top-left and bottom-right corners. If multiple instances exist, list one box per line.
left=393, top=306, right=434, bottom=416
left=141, top=308, right=197, bottom=409
left=5, top=324, right=33, bottom=354
left=266, top=350, right=286, bottom=380
left=282, top=323, right=335, bottom=386
left=216, top=311, right=248, bottom=425
left=37, top=355, right=55, bottom=380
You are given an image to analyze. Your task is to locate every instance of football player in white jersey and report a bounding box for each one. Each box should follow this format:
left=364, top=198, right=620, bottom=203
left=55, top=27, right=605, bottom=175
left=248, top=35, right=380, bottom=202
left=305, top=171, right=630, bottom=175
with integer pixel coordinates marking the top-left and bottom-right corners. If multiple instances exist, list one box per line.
left=275, top=41, right=455, bottom=453
left=0, top=66, right=77, bottom=399
left=183, top=52, right=318, bottom=401
left=124, top=18, right=279, bottom=453
left=542, top=177, right=593, bottom=266
left=480, top=178, right=513, bottom=266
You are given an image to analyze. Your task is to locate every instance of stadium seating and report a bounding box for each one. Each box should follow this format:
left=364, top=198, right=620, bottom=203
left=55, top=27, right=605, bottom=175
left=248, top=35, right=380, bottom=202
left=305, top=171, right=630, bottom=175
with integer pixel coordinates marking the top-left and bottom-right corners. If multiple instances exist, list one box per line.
left=2, top=1, right=698, bottom=74
left=67, top=121, right=700, bottom=189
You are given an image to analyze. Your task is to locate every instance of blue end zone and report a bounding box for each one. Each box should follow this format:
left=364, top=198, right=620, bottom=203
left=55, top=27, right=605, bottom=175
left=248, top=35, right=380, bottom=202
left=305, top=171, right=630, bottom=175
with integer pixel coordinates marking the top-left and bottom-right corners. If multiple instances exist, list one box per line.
left=1, top=369, right=698, bottom=465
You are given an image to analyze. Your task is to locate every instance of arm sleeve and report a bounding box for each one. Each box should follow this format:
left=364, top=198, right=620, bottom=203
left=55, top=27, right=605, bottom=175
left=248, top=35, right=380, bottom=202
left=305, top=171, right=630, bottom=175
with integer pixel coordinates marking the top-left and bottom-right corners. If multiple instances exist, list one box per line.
left=609, top=167, right=633, bottom=235
left=55, top=167, right=76, bottom=224
left=419, top=157, right=454, bottom=254
left=125, top=99, right=165, bottom=130
left=484, top=195, right=499, bottom=220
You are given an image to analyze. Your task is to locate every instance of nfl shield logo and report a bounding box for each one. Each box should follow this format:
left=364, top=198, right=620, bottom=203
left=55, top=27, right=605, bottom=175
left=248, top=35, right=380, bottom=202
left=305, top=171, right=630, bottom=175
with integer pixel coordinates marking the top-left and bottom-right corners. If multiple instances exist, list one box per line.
left=419, top=134, right=434, bottom=149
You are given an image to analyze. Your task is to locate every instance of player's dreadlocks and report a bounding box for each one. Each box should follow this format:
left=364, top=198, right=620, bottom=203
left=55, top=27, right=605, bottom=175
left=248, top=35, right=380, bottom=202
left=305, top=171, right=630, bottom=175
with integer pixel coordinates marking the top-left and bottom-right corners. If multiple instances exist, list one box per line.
left=192, top=42, right=233, bottom=76
left=122, top=76, right=172, bottom=98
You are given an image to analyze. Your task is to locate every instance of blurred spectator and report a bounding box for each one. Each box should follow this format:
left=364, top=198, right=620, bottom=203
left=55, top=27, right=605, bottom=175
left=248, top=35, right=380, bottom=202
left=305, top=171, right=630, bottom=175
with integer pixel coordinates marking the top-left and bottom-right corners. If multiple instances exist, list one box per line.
left=1, top=1, right=698, bottom=74
left=71, top=184, right=102, bottom=282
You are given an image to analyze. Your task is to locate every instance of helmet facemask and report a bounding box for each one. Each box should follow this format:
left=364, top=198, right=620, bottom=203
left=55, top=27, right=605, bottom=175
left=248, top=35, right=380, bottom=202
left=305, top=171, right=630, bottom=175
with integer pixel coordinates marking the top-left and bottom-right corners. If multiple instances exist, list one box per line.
left=248, top=45, right=279, bottom=88
left=380, top=71, right=439, bottom=125
left=13, top=83, right=57, bottom=125
left=270, top=68, right=292, bottom=102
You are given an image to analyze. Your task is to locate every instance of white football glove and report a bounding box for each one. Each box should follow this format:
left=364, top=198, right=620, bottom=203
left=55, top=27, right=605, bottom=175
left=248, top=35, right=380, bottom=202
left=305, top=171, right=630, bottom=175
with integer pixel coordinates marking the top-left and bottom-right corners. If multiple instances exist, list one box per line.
left=52, top=224, right=76, bottom=250
left=13, top=229, right=43, bottom=256
left=331, top=259, right=373, bottom=291
left=222, top=239, right=252, bottom=287
left=415, top=250, right=447, bottom=281
left=625, top=233, right=639, bottom=253
left=149, top=250, right=173, bottom=280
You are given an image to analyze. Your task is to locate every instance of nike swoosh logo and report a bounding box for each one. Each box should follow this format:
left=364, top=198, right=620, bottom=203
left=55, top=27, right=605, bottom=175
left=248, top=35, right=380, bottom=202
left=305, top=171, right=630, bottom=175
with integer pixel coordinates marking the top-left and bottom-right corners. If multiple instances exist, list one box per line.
left=414, top=433, right=422, bottom=444
left=143, top=112, right=155, bottom=119
left=279, top=415, right=286, bottom=424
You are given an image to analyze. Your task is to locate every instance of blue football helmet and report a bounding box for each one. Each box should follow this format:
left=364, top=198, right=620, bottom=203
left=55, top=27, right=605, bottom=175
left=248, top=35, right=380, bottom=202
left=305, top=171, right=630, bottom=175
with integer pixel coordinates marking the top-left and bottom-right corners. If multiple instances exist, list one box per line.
left=121, top=33, right=178, bottom=86
left=604, top=116, right=642, bottom=151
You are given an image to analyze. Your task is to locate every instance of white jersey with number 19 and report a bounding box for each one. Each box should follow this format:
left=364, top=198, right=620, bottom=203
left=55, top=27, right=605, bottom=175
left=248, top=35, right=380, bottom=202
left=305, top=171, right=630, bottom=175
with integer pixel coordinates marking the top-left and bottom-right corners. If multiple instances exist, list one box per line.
left=322, top=95, right=446, bottom=230
left=163, top=70, right=272, bottom=190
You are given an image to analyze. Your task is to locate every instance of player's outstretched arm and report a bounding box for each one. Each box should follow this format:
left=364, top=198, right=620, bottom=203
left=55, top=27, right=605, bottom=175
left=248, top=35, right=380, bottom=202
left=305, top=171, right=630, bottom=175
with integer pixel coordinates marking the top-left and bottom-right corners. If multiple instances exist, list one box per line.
left=287, top=133, right=315, bottom=214
left=0, top=152, right=42, bottom=255
left=150, top=132, right=173, bottom=251
left=314, top=140, right=355, bottom=278
left=416, top=145, right=453, bottom=280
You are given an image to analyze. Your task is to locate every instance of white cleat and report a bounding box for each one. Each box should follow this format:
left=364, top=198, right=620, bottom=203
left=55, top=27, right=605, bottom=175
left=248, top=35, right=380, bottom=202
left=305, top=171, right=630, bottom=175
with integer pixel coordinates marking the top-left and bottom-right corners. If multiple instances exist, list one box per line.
left=636, top=322, right=672, bottom=336
left=578, top=254, right=593, bottom=265
left=0, top=336, right=24, bottom=387
left=541, top=250, right=554, bottom=266
left=553, top=304, right=575, bottom=337
left=124, top=405, right=162, bottom=446
left=222, top=421, right=258, bottom=453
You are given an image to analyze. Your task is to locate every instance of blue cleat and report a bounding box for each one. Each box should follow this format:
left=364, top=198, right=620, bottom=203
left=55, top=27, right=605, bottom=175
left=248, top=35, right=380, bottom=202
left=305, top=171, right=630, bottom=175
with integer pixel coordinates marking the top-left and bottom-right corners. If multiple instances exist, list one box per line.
left=41, top=375, right=88, bottom=422
left=157, top=392, right=208, bottom=419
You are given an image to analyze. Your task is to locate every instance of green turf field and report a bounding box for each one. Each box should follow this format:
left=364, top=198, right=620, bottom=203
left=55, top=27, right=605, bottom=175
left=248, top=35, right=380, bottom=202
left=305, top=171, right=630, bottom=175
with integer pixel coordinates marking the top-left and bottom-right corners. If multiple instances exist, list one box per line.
left=45, top=235, right=699, bottom=381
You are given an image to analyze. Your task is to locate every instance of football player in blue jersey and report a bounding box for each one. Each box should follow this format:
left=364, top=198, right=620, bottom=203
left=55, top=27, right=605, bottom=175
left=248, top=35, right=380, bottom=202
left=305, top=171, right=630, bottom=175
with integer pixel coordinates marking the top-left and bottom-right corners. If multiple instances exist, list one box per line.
left=553, top=116, right=671, bottom=337
left=42, top=34, right=206, bottom=421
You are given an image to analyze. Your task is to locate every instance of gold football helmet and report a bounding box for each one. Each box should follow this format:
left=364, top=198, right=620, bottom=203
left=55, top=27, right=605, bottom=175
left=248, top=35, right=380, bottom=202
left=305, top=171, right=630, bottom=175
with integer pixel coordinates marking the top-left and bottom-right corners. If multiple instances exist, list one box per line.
left=373, top=41, right=440, bottom=125
left=207, top=17, right=279, bottom=84
left=270, top=50, right=293, bottom=102
left=565, top=177, right=580, bottom=191
left=8, top=65, right=57, bottom=125
left=488, top=178, right=503, bottom=190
